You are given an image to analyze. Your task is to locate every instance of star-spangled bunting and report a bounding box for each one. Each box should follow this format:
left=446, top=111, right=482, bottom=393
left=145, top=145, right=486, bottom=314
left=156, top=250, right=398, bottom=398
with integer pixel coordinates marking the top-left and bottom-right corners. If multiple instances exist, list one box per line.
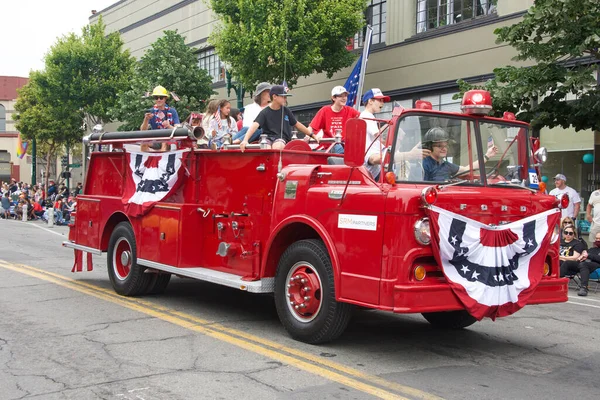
left=427, top=205, right=560, bottom=320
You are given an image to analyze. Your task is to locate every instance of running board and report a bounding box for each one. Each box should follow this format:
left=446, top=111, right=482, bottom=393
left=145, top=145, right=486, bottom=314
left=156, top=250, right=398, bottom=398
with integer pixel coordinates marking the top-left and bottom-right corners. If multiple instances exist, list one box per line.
left=137, top=258, right=275, bottom=294
left=62, top=241, right=103, bottom=255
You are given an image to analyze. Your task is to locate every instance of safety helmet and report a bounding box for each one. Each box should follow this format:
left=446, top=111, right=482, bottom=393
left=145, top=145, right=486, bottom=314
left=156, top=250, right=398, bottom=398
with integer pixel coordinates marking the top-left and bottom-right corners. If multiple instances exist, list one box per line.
left=423, top=127, right=449, bottom=147
left=152, top=85, right=169, bottom=98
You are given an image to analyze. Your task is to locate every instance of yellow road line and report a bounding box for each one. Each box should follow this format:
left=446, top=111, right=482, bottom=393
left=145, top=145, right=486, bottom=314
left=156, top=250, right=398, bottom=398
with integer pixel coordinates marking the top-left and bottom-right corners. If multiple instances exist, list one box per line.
left=0, top=260, right=443, bottom=400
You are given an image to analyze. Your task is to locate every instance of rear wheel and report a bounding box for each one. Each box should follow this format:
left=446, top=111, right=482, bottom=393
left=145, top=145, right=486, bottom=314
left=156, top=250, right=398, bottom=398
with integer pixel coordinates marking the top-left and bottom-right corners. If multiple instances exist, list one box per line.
left=274, top=239, right=353, bottom=344
left=422, top=310, right=477, bottom=329
left=107, top=222, right=151, bottom=296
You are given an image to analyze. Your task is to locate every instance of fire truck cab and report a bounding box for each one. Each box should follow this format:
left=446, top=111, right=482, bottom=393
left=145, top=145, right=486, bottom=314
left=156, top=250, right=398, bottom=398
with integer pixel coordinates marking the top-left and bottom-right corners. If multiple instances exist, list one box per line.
left=64, top=90, right=568, bottom=344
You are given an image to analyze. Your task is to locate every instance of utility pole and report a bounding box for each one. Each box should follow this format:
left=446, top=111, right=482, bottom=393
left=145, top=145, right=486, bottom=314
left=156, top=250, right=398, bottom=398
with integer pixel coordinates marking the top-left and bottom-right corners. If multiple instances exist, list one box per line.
left=65, top=143, right=70, bottom=190
left=31, top=137, right=36, bottom=185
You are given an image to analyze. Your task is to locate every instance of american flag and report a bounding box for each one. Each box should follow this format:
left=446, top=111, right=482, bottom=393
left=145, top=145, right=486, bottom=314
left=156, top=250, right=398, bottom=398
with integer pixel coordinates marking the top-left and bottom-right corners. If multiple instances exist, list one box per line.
left=214, top=106, right=223, bottom=130
left=344, top=26, right=373, bottom=107
left=343, top=56, right=363, bottom=107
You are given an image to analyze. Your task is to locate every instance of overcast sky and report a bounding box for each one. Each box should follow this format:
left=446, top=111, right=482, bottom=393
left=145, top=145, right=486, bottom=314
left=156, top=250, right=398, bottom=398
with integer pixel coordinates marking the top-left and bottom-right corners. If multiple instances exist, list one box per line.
left=1, top=0, right=117, bottom=77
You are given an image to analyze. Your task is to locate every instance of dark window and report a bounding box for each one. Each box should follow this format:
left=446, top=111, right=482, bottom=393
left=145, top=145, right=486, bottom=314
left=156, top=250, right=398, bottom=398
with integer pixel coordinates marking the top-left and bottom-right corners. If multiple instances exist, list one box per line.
left=417, top=0, right=497, bottom=34
left=0, top=104, right=5, bottom=132
left=198, top=48, right=224, bottom=83
left=354, top=0, right=387, bottom=49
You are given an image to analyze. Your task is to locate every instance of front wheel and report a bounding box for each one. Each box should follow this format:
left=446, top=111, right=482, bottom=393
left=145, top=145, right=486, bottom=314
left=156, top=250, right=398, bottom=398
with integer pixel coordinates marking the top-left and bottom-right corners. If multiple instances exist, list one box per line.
left=274, top=239, right=353, bottom=344
left=422, top=310, right=477, bottom=329
left=107, top=222, right=152, bottom=296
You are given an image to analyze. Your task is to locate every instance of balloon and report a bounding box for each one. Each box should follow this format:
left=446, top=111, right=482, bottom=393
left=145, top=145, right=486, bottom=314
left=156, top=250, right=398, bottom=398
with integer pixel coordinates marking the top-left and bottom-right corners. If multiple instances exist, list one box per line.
left=539, top=182, right=547, bottom=193
left=541, top=175, right=548, bottom=183
left=583, top=153, right=594, bottom=164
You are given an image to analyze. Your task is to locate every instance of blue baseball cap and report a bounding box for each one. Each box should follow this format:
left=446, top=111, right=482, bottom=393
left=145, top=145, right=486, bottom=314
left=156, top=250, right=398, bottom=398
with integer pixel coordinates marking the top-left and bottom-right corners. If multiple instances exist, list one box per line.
left=362, top=88, right=391, bottom=104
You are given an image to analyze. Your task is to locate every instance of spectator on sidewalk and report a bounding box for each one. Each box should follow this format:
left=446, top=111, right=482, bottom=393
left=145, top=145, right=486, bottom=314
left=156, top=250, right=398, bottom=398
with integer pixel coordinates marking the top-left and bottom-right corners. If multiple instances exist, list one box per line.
left=549, top=174, right=581, bottom=219
left=586, top=188, right=600, bottom=242
left=1, top=192, right=10, bottom=219
left=561, top=232, right=600, bottom=296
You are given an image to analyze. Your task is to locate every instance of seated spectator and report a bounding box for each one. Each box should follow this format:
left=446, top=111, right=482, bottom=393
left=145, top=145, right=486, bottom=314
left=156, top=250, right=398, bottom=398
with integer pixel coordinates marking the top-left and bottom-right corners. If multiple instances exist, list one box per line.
left=233, top=82, right=272, bottom=144
left=308, top=86, right=361, bottom=154
left=559, top=226, right=587, bottom=267
left=206, top=99, right=238, bottom=149
left=32, top=200, right=44, bottom=219
left=561, top=232, right=600, bottom=296
left=230, top=108, right=243, bottom=132
left=240, top=85, right=313, bottom=151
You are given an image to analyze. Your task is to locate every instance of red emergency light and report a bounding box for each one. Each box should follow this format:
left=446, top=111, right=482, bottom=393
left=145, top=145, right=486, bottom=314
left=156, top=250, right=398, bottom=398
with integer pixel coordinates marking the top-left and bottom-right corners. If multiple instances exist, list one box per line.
left=415, top=100, right=433, bottom=110
left=461, top=90, right=492, bottom=115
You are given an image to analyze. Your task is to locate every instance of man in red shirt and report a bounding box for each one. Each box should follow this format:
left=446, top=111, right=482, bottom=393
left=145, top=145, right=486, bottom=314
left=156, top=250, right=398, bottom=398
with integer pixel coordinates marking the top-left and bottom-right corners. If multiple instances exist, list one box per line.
left=308, top=86, right=360, bottom=153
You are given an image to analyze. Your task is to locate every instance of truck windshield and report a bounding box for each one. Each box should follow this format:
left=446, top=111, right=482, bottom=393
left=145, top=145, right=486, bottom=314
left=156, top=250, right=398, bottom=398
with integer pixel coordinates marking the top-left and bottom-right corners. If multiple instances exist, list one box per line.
left=479, top=122, right=527, bottom=186
left=390, top=114, right=480, bottom=184
left=389, top=114, right=529, bottom=186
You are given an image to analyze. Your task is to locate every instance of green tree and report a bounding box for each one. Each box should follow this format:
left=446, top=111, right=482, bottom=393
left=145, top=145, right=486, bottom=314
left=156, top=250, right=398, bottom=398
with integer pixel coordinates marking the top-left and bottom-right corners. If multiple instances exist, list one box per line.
left=457, top=0, right=600, bottom=132
left=42, top=17, right=135, bottom=128
left=111, top=30, right=215, bottom=131
left=209, top=0, right=367, bottom=88
left=14, top=72, right=83, bottom=190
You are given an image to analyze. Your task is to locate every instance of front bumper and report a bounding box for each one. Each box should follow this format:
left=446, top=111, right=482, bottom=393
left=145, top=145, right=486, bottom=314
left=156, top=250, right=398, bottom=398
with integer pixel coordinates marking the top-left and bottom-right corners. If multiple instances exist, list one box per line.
left=392, top=277, right=569, bottom=314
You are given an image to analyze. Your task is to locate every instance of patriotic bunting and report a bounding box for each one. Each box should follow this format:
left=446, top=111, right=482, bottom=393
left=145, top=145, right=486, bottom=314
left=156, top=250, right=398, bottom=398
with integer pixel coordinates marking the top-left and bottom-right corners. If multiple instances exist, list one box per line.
left=122, top=149, right=189, bottom=217
left=427, top=205, right=560, bottom=320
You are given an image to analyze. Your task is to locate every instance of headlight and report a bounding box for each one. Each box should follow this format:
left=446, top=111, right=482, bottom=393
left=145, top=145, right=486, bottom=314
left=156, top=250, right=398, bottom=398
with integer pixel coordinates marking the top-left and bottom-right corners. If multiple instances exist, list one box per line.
left=414, top=218, right=431, bottom=245
left=550, top=223, right=559, bottom=244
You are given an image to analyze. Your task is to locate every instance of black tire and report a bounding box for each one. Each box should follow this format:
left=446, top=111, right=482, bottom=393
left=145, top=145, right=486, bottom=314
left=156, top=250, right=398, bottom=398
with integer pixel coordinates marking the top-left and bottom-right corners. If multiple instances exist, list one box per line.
left=422, top=310, right=477, bottom=329
left=146, top=273, right=172, bottom=295
left=107, top=222, right=151, bottom=296
left=274, top=239, right=353, bottom=344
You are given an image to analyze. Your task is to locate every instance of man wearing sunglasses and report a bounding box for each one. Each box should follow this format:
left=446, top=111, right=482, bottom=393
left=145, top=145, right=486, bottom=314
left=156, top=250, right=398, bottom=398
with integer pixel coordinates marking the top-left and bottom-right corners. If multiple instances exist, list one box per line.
left=560, top=229, right=600, bottom=296
left=140, top=85, right=180, bottom=131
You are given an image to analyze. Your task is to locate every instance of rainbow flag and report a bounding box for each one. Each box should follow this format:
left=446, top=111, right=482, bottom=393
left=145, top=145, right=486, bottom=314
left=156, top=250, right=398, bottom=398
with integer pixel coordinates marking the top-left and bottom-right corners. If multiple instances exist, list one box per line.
left=16, top=133, right=28, bottom=159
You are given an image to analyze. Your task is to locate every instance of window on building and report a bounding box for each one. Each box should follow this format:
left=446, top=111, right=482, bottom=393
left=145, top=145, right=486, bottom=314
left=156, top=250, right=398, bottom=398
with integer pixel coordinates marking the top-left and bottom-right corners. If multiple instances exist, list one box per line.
left=198, top=48, right=224, bottom=83
left=353, top=0, right=387, bottom=49
left=0, top=104, right=6, bottom=132
left=417, top=0, right=497, bottom=34
left=419, top=93, right=461, bottom=112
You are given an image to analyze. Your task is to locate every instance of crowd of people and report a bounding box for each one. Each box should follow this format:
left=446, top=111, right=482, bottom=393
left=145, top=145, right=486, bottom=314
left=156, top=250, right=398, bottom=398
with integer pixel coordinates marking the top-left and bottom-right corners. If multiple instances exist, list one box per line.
left=0, top=178, right=81, bottom=225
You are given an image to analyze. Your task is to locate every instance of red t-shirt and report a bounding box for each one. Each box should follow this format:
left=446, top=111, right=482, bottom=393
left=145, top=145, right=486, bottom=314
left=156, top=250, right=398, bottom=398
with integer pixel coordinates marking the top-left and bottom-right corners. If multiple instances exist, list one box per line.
left=309, top=105, right=360, bottom=138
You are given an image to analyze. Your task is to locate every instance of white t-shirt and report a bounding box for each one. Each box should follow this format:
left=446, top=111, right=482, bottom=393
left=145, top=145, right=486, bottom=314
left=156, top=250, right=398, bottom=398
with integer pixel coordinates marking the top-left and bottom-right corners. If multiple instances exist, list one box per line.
left=549, top=186, right=581, bottom=218
left=360, top=110, right=383, bottom=178
left=588, top=190, right=600, bottom=225
left=242, top=103, right=266, bottom=127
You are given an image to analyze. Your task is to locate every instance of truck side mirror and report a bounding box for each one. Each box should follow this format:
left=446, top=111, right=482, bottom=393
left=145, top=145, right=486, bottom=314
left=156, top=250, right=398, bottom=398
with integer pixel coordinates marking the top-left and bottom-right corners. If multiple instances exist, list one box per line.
left=344, top=118, right=367, bottom=168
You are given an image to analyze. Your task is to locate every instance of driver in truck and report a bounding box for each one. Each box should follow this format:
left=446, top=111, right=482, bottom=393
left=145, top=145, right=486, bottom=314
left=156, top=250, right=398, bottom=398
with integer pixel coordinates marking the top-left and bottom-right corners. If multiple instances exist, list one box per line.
left=422, top=127, right=498, bottom=181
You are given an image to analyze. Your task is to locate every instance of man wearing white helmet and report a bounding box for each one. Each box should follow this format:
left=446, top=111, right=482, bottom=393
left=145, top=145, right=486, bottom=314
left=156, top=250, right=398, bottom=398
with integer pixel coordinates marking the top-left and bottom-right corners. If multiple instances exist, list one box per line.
left=308, top=85, right=361, bottom=153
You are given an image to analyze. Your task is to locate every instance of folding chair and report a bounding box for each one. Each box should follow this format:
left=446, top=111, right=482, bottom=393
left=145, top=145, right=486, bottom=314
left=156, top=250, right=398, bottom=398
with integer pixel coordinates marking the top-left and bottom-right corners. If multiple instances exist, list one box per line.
left=588, top=269, right=600, bottom=293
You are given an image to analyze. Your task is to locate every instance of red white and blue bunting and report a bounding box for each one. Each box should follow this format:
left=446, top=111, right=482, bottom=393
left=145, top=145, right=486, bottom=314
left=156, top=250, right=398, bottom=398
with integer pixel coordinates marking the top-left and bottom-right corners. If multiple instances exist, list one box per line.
left=122, top=149, right=189, bottom=217
left=427, top=205, right=560, bottom=320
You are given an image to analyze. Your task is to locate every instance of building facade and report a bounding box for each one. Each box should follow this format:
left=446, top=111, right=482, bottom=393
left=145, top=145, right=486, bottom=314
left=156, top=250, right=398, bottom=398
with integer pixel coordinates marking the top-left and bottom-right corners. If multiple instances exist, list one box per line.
left=0, top=76, right=31, bottom=183
left=92, top=0, right=596, bottom=212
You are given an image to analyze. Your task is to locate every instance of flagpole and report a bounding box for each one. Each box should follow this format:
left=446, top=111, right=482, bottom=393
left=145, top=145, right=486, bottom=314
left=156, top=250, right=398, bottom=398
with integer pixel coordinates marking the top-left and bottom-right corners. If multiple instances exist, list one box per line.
left=354, top=25, right=373, bottom=111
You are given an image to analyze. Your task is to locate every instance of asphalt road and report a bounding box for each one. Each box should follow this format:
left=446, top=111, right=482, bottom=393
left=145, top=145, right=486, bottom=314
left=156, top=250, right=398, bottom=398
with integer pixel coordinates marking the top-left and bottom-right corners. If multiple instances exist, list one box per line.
left=1, top=219, right=599, bottom=400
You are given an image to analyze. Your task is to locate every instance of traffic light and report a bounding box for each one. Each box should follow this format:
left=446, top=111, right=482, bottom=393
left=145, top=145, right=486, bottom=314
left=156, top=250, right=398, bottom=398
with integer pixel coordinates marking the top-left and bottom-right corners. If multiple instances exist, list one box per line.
left=61, top=171, right=71, bottom=179
left=61, top=156, right=68, bottom=167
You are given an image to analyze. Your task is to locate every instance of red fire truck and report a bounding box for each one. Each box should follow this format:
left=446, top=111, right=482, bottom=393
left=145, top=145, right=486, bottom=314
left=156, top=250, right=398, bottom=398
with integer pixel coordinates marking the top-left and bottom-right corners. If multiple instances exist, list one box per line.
left=64, top=90, right=568, bottom=344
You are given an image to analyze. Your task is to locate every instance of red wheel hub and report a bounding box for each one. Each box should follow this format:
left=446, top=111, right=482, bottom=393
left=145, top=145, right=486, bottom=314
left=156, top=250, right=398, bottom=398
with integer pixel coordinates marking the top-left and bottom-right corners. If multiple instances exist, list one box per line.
left=114, top=238, right=132, bottom=280
left=286, top=263, right=322, bottom=322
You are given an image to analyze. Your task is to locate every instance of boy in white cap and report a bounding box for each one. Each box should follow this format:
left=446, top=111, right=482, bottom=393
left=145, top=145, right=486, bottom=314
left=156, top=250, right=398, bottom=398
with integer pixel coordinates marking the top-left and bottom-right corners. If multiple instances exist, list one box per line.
left=549, top=174, right=581, bottom=219
left=308, top=85, right=360, bottom=153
